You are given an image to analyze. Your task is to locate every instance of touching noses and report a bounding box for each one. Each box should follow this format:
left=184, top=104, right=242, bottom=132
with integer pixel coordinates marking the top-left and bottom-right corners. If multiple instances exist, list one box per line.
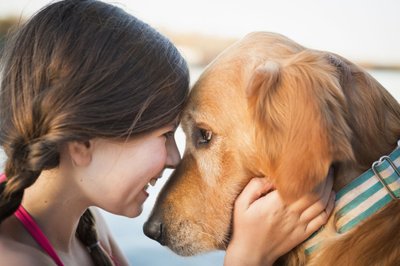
left=165, top=137, right=180, bottom=168
left=144, top=135, right=180, bottom=244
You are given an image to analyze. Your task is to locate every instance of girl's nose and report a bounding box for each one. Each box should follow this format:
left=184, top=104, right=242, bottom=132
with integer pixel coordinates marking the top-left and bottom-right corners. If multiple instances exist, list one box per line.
left=165, top=137, right=181, bottom=168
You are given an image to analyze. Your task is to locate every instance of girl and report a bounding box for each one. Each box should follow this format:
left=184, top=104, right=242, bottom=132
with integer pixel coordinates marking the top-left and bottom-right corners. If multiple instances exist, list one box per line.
left=0, top=1, right=334, bottom=265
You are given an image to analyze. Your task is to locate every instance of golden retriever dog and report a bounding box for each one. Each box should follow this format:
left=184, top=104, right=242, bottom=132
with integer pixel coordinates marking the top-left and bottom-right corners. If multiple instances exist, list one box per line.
left=144, top=32, right=400, bottom=265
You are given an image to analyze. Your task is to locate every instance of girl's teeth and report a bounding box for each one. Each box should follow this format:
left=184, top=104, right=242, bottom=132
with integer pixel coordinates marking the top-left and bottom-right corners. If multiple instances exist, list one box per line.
left=149, top=178, right=157, bottom=186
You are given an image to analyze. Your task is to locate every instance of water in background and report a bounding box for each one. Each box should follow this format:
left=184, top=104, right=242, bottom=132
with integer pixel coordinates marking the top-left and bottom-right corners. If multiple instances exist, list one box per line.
left=0, top=69, right=398, bottom=265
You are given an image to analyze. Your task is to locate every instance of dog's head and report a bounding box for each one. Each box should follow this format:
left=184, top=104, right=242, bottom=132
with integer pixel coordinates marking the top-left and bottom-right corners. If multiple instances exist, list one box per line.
left=144, top=32, right=396, bottom=256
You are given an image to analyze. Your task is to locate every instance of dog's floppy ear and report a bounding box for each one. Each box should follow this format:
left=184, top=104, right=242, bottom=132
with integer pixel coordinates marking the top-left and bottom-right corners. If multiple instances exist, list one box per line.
left=246, top=55, right=353, bottom=202
left=327, top=53, right=400, bottom=166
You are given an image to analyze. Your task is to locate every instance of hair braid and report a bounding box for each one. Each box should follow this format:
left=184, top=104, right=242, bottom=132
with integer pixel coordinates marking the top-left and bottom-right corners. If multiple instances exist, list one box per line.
left=0, top=139, right=42, bottom=222
left=76, top=209, right=113, bottom=266
left=0, top=170, right=39, bottom=222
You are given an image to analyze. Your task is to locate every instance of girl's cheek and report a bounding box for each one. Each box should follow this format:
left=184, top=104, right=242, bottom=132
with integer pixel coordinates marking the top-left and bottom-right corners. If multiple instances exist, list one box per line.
left=158, top=149, right=168, bottom=169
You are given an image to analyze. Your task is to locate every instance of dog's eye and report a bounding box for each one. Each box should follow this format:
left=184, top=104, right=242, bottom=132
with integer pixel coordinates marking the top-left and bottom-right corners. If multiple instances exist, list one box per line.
left=198, top=128, right=212, bottom=146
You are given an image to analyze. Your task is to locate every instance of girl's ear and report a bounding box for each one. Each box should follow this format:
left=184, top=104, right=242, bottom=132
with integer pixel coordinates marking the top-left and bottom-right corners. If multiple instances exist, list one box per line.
left=68, top=140, right=92, bottom=167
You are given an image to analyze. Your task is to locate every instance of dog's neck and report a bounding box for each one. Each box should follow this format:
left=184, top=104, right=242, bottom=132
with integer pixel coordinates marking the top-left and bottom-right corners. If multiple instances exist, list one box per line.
left=333, top=162, right=364, bottom=192
left=304, top=142, right=400, bottom=255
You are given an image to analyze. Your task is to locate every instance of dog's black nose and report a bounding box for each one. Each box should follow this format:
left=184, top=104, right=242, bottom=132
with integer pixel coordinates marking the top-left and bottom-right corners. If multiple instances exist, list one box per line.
left=143, top=219, right=165, bottom=245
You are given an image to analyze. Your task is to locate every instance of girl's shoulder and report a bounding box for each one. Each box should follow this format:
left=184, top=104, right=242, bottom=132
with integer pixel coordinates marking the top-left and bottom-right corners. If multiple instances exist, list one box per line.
left=0, top=234, right=54, bottom=266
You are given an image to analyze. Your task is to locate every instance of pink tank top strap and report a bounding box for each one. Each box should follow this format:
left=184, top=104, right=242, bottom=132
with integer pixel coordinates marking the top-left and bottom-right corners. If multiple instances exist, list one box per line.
left=0, top=173, right=6, bottom=182
left=1, top=173, right=64, bottom=266
left=1, top=174, right=120, bottom=265
left=14, top=205, right=64, bottom=266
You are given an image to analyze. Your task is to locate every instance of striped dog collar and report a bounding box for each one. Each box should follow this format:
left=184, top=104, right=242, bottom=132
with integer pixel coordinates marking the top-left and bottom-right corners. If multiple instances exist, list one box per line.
left=304, top=141, right=400, bottom=255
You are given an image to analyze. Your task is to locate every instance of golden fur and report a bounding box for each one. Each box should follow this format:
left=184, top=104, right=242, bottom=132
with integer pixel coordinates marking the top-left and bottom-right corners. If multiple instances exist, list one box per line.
left=145, top=32, right=400, bottom=265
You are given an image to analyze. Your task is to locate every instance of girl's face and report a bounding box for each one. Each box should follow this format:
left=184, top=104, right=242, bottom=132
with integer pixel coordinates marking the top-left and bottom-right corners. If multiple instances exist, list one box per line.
left=80, top=124, right=179, bottom=217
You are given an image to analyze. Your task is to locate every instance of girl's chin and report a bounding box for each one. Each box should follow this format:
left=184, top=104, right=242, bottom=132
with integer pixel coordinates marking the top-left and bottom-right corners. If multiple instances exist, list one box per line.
left=128, top=190, right=150, bottom=216
left=121, top=204, right=144, bottom=218
left=111, top=192, right=148, bottom=218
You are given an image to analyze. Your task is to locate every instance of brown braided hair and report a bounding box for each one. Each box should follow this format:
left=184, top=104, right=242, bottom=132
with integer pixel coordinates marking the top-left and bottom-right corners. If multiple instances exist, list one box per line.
left=0, top=0, right=189, bottom=265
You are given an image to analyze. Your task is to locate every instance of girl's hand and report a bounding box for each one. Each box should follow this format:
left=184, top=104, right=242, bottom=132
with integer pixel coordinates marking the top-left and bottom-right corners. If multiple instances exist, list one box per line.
left=224, top=171, right=335, bottom=266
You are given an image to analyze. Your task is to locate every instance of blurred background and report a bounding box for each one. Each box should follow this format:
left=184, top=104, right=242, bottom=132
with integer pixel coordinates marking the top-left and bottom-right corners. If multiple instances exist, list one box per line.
left=0, top=0, right=399, bottom=265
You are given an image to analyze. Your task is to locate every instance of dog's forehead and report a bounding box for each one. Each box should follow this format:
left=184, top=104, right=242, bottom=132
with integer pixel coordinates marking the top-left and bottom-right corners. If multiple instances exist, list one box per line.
left=189, top=35, right=293, bottom=100
left=191, top=58, right=256, bottom=99
left=185, top=68, right=248, bottom=124
left=182, top=31, right=305, bottom=132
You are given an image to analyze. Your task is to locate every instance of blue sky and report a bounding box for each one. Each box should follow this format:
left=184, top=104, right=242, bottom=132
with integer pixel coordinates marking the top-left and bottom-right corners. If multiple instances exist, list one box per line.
left=1, top=0, right=399, bottom=65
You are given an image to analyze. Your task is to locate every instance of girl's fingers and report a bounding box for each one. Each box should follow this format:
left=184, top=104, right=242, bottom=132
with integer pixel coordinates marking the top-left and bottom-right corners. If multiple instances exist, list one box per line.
left=304, top=191, right=335, bottom=236
left=299, top=188, right=335, bottom=223
left=235, top=178, right=274, bottom=210
left=325, top=191, right=336, bottom=217
left=292, top=168, right=334, bottom=213
left=319, top=168, right=334, bottom=200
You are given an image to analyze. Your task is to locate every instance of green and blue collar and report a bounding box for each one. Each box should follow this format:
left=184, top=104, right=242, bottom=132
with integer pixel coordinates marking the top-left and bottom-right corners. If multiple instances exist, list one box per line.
left=305, top=142, right=400, bottom=255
